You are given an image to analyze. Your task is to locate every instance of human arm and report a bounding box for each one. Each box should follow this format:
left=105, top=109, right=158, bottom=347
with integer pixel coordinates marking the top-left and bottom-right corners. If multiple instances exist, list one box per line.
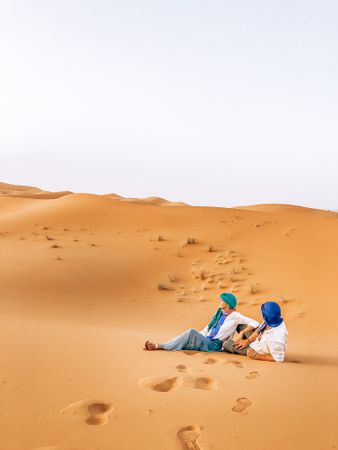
left=234, top=313, right=259, bottom=344
left=235, top=325, right=257, bottom=342
left=247, top=348, right=276, bottom=362
left=234, top=328, right=260, bottom=349
left=213, top=312, right=259, bottom=341
left=246, top=328, right=287, bottom=362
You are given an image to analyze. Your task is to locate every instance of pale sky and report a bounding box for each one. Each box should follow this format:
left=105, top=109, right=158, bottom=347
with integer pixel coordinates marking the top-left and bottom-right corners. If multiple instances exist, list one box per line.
left=1, top=1, right=337, bottom=209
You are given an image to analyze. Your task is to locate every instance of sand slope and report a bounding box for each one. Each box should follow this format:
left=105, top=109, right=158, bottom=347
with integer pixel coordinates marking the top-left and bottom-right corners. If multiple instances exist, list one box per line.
left=0, top=183, right=337, bottom=450
left=0, top=182, right=72, bottom=199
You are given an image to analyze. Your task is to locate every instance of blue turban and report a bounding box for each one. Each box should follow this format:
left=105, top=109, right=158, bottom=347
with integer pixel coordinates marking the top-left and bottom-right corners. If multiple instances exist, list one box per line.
left=261, top=302, right=283, bottom=327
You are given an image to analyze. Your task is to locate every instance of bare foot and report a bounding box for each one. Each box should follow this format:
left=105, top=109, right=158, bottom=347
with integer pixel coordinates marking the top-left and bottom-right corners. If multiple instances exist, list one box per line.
left=144, top=341, right=159, bottom=350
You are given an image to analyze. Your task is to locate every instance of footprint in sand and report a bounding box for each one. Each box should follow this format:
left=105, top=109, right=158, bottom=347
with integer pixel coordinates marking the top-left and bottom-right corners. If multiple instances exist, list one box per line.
left=60, top=399, right=114, bottom=426
left=193, top=376, right=218, bottom=391
left=176, top=364, right=189, bottom=372
left=245, top=371, right=260, bottom=380
left=177, top=425, right=203, bottom=450
left=203, top=357, right=220, bottom=365
left=226, top=360, right=244, bottom=368
left=152, top=377, right=183, bottom=392
left=139, top=376, right=183, bottom=392
left=231, top=397, right=253, bottom=413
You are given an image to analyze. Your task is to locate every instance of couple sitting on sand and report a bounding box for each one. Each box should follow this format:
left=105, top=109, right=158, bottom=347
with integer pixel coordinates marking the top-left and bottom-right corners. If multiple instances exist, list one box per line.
left=145, top=292, right=288, bottom=362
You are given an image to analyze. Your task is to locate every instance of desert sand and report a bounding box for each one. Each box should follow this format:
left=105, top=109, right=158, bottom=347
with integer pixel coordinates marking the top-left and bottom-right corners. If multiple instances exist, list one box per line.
left=0, top=182, right=337, bottom=450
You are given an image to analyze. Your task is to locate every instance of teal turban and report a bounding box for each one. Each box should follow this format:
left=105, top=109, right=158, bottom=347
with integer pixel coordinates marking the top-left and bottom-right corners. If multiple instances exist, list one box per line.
left=207, top=293, right=238, bottom=330
left=220, top=292, right=237, bottom=309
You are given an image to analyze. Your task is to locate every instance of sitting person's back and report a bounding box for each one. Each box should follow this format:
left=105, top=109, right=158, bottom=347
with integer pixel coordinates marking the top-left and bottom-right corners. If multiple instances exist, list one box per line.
left=223, top=301, right=288, bottom=362
left=249, top=320, right=288, bottom=362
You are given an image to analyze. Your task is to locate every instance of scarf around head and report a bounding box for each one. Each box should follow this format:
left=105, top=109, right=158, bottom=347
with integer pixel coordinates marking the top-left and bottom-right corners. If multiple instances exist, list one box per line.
left=261, top=301, right=283, bottom=328
left=207, top=307, right=236, bottom=331
left=207, top=293, right=238, bottom=331
left=207, top=311, right=226, bottom=339
left=207, top=292, right=238, bottom=330
left=220, top=292, right=237, bottom=309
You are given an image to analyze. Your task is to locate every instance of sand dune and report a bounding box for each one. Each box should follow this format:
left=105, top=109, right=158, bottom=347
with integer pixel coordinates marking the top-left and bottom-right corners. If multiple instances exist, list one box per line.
left=0, top=181, right=72, bottom=199
left=0, top=182, right=187, bottom=206
left=0, top=181, right=42, bottom=191
left=234, top=202, right=334, bottom=214
left=112, top=195, right=188, bottom=206
left=0, top=182, right=337, bottom=450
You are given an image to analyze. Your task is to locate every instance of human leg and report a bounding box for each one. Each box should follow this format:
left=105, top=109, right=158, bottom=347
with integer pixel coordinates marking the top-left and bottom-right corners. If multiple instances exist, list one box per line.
left=144, top=341, right=159, bottom=350
left=160, top=329, right=222, bottom=352
left=144, top=330, right=193, bottom=351
left=222, top=339, right=248, bottom=355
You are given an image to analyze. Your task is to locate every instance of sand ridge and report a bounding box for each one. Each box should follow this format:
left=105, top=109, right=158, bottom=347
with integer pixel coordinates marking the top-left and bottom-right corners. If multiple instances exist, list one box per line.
left=0, top=182, right=337, bottom=450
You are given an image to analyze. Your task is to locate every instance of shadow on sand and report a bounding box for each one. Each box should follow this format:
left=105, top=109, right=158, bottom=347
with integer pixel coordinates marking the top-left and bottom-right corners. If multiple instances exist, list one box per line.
left=285, top=353, right=338, bottom=367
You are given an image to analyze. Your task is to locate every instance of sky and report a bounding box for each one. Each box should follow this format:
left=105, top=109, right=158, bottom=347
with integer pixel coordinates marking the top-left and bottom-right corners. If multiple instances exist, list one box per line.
left=1, top=1, right=337, bottom=209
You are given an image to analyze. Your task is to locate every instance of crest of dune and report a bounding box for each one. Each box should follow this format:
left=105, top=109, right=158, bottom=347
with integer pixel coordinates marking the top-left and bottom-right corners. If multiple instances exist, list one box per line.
left=0, top=182, right=72, bottom=199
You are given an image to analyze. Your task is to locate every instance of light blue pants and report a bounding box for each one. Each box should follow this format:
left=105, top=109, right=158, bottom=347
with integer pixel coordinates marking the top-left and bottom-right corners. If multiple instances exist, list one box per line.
left=160, top=328, right=223, bottom=352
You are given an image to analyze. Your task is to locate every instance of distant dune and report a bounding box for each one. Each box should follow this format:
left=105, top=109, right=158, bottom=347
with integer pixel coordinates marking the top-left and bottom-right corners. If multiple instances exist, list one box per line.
left=234, top=203, right=327, bottom=213
left=0, top=182, right=188, bottom=206
left=0, top=181, right=72, bottom=199
left=0, top=181, right=337, bottom=450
